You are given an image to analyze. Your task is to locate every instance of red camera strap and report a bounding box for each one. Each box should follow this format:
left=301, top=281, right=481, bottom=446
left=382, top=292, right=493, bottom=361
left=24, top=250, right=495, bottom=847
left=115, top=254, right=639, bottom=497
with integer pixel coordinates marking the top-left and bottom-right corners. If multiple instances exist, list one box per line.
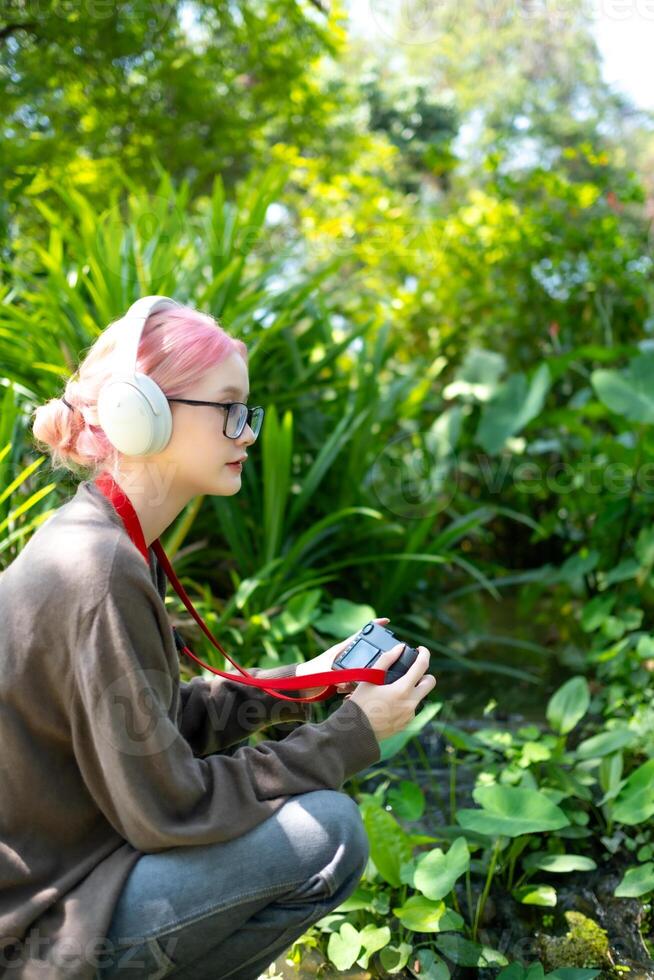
left=93, top=471, right=386, bottom=703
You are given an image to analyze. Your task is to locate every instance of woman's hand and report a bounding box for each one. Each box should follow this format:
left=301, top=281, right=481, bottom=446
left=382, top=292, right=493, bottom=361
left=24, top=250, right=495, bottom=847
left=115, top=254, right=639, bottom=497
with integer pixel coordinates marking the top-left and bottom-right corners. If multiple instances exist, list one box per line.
left=294, top=617, right=391, bottom=697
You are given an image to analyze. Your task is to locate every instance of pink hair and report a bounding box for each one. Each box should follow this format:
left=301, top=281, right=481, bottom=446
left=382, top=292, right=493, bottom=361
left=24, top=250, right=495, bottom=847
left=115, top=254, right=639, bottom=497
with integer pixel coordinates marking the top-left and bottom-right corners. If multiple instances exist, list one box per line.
left=32, top=304, right=248, bottom=480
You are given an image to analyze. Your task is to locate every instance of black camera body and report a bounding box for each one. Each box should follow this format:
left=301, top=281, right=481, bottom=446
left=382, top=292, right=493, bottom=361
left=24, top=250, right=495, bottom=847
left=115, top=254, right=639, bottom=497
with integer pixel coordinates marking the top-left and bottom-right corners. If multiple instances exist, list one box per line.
left=332, top=621, right=419, bottom=684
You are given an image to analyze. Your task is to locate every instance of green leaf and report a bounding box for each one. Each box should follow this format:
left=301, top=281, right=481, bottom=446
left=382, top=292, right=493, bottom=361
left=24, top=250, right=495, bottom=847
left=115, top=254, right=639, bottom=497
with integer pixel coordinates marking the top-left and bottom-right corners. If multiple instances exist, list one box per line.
left=387, top=780, right=425, bottom=821
left=522, top=852, right=597, bottom=873
left=443, top=347, right=506, bottom=402
left=598, top=558, right=640, bottom=588
left=413, top=837, right=470, bottom=901
left=614, top=862, right=654, bottom=897
left=434, top=722, right=484, bottom=752
left=612, top=759, right=654, bottom=825
left=407, top=948, right=451, bottom=980
left=591, top=353, right=654, bottom=422
left=456, top=785, right=570, bottom=837
left=379, top=702, right=442, bottom=762
left=379, top=942, right=412, bottom=974
left=392, top=895, right=449, bottom=932
left=635, top=526, right=654, bottom=570
left=475, top=363, right=550, bottom=454
left=497, top=964, right=531, bottom=980
left=327, top=922, right=361, bottom=970
left=580, top=594, right=616, bottom=633
left=335, top=885, right=377, bottom=912
left=269, top=589, right=321, bottom=640
left=575, top=728, right=635, bottom=760
left=360, top=801, right=414, bottom=887
left=434, top=935, right=508, bottom=968
left=546, top=676, right=590, bottom=735
left=356, top=924, right=391, bottom=970
left=313, top=598, right=378, bottom=638
left=511, top=883, right=558, bottom=906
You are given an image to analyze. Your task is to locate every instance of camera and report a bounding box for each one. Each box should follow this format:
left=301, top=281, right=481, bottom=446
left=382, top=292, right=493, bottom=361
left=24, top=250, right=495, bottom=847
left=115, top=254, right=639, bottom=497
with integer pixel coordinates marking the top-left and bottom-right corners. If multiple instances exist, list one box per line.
left=331, top=621, right=419, bottom=684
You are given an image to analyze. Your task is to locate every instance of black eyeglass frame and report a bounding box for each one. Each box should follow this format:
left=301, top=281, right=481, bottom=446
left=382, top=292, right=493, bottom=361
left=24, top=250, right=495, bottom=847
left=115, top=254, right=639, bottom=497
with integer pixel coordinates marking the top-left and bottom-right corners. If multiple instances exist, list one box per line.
left=166, top=398, right=265, bottom=440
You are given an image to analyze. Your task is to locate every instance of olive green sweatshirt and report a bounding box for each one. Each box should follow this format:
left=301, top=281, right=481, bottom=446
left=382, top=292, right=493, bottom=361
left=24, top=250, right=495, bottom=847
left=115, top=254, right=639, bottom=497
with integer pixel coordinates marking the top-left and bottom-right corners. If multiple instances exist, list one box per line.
left=0, top=479, right=380, bottom=979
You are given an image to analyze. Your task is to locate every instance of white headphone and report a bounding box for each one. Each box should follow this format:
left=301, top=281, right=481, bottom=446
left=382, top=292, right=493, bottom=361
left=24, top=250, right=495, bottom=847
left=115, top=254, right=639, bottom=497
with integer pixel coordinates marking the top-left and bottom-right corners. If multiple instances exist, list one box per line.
left=96, top=294, right=183, bottom=457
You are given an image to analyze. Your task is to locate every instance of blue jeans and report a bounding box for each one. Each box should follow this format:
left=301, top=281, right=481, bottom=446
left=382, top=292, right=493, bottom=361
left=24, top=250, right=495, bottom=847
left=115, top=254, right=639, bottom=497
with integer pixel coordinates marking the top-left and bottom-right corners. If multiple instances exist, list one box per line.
left=95, top=790, right=370, bottom=980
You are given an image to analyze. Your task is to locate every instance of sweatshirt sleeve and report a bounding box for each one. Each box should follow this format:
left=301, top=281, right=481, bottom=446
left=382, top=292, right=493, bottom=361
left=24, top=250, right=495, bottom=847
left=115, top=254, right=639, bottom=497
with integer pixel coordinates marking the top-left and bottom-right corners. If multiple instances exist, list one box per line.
left=177, top=661, right=313, bottom=757
left=69, top=551, right=380, bottom=854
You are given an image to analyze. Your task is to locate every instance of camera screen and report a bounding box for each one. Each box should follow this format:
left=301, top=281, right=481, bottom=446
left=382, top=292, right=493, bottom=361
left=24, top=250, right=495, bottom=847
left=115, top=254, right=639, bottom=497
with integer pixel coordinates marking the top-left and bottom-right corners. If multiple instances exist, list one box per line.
left=346, top=638, right=378, bottom=668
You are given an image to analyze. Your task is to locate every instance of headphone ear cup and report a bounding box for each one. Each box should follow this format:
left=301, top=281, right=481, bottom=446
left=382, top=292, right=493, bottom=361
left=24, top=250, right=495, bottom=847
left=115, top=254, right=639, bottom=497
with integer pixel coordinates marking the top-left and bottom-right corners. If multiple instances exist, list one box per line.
left=97, top=372, right=172, bottom=456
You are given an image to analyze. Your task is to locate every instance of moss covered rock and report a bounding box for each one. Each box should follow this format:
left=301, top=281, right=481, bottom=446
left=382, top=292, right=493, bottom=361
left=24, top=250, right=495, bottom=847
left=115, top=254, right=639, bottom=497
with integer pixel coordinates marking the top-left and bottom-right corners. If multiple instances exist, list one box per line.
left=536, top=910, right=615, bottom=972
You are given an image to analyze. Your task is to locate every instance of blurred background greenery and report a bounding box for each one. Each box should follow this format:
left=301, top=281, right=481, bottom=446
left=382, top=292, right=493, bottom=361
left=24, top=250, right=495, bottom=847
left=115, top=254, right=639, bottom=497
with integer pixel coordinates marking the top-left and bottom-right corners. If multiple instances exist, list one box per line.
left=1, top=0, right=653, bottom=730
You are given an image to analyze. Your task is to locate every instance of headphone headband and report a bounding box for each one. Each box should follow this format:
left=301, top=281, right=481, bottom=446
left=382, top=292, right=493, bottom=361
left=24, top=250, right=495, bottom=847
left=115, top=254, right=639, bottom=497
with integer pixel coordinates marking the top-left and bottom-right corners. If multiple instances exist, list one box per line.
left=116, top=295, right=182, bottom=382
left=95, top=294, right=183, bottom=457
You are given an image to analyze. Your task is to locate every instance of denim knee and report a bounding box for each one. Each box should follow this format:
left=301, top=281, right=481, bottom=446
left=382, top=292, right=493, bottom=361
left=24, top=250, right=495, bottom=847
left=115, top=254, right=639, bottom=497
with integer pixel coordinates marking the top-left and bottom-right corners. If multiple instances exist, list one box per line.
left=302, top=790, right=370, bottom=880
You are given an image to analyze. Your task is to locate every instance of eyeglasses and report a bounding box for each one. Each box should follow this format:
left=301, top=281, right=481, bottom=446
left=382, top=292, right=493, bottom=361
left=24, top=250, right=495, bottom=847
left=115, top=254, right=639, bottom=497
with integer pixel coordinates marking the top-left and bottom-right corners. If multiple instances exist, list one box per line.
left=166, top=399, right=265, bottom=441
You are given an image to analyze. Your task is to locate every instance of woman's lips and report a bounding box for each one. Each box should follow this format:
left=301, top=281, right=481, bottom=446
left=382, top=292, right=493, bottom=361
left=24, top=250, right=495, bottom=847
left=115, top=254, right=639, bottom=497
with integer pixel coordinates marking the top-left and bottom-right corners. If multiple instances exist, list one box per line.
left=226, top=461, right=242, bottom=471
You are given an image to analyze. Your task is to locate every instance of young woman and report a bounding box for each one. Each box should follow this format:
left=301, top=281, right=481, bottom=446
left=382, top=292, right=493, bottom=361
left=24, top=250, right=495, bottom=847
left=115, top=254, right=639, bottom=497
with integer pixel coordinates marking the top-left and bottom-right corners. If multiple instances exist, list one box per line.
left=0, top=299, right=434, bottom=979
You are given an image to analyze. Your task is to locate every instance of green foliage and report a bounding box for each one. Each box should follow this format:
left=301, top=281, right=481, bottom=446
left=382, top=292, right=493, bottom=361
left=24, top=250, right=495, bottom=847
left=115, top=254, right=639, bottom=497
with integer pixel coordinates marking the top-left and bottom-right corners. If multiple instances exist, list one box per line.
left=3, top=2, right=654, bottom=973
left=614, top=862, right=654, bottom=899
left=0, top=0, right=348, bottom=212
left=456, top=785, right=570, bottom=837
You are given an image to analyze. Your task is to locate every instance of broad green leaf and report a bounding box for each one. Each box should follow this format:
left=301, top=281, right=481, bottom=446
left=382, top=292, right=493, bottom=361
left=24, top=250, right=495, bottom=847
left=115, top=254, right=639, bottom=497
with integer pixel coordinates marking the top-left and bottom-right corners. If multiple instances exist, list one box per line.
left=392, top=896, right=448, bottom=932
left=475, top=363, right=550, bottom=454
left=598, top=558, right=640, bottom=587
left=456, top=785, right=570, bottom=837
left=591, top=353, right=654, bottom=422
left=434, top=722, right=484, bottom=752
left=614, top=862, right=654, bottom=897
left=443, top=347, right=506, bottom=402
left=434, top=935, right=508, bottom=968
left=379, top=942, right=412, bottom=974
left=407, top=948, right=451, bottom=980
left=327, top=923, right=361, bottom=970
left=518, top=741, right=552, bottom=766
left=580, top=594, right=616, bottom=632
left=387, top=780, right=425, bottom=821
left=612, top=759, right=654, bottom=825
left=635, top=526, right=654, bottom=570
left=360, top=801, right=414, bottom=887
left=546, top=676, right=590, bottom=735
left=356, top=924, right=391, bottom=970
left=575, top=728, right=635, bottom=760
left=268, top=588, right=321, bottom=640
left=379, top=702, right=442, bottom=761
left=413, top=836, right=470, bottom=901
left=511, top=883, right=557, bottom=906
left=598, top=751, right=625, bottom=801
left=522, top=853, right=597, bottom=873
left=313, top=598, right=378, bottom=638
left=555, top=549, right=599, bottom=584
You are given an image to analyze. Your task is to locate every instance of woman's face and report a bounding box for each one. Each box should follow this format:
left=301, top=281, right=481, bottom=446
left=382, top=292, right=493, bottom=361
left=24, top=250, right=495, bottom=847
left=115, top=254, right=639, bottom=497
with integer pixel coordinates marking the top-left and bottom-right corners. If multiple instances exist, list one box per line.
left=161, top=351, right=256, bottom=500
